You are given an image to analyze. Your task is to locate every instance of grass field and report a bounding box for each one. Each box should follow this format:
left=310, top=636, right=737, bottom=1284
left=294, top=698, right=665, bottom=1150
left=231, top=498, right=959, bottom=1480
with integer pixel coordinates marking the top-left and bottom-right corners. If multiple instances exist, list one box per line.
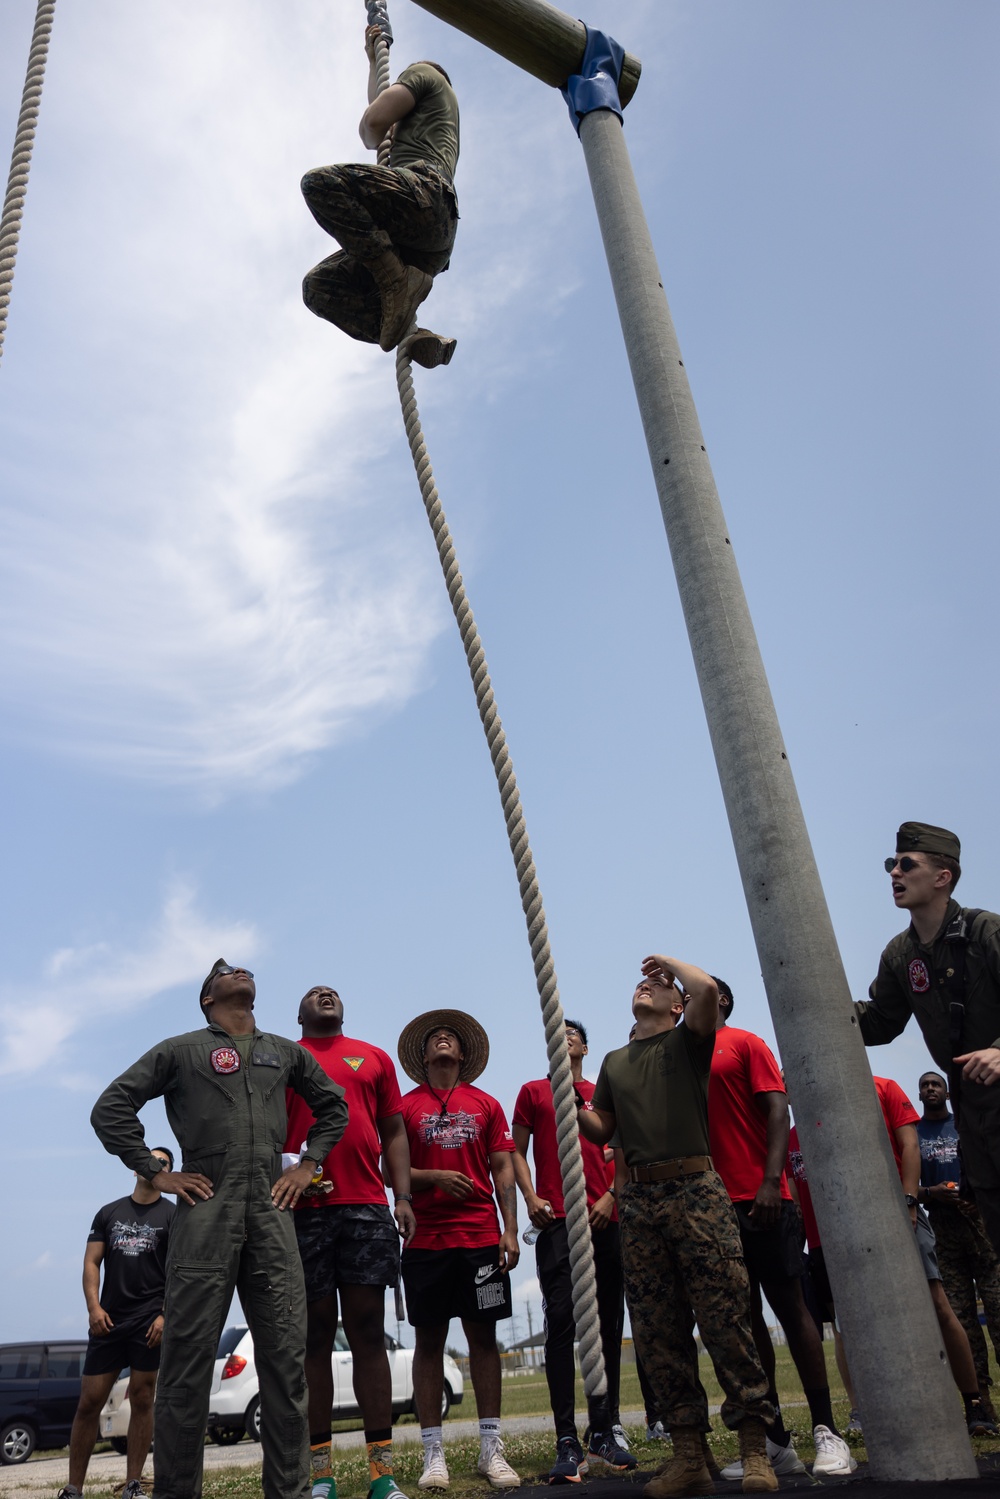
left=57, top=1344, right=1000, bottom=1499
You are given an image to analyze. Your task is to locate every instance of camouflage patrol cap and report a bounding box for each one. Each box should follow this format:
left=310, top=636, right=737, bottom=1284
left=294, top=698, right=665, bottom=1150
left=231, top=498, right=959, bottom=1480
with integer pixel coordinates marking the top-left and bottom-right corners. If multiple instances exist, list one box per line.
left=896, top=822, right=961, bottom=860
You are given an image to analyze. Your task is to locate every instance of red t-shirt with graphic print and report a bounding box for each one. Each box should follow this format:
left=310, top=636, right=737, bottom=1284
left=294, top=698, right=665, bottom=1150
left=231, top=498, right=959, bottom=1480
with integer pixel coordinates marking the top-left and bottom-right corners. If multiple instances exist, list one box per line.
left=708, top=1026, right=792, bottom=1203
left=402, top=1082, right=515, bottom=1250
left=285, top=1034, right=403, bottom=1207
left=513, top=1076, right=616, bottom=1219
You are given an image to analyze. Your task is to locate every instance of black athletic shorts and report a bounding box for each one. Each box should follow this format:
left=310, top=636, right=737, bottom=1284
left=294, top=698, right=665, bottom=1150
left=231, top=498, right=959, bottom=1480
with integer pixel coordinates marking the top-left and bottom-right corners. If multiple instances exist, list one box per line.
left=401, top=1245, right=512, bottom=1327
left=733, top=1199, right=806, bottom=1286
left=83, top=1317, right=161, bottom=1376
left=294, top=1203, right=400, bottom=1303
left=806, top=1246, right=834, bottom=1315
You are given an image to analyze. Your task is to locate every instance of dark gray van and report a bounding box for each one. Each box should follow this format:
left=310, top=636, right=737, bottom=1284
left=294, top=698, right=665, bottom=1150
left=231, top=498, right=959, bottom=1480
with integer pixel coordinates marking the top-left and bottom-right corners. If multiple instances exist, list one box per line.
left=0, top=1342, right=88, bottom=1464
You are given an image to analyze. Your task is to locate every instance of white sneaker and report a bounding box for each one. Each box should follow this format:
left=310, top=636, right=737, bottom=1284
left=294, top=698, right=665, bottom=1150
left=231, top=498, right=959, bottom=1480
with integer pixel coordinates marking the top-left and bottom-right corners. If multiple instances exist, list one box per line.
left=812, top=1425, right=857, bottom=1476
left=719, top=1436, right=806, bottom=1481
left=645, top=1421, right=668, bottom=1441
left=477, top=1438, right=521, bottom=1489
left=611, top=1423, right=631, bottom=1450
left=418, top=1444, right=450, bottom=1490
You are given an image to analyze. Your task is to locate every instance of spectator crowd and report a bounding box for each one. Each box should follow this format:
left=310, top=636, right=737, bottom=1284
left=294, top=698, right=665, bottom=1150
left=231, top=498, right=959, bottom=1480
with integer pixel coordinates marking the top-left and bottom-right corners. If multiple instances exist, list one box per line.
left=62, top=821, right=1000, bottom=1499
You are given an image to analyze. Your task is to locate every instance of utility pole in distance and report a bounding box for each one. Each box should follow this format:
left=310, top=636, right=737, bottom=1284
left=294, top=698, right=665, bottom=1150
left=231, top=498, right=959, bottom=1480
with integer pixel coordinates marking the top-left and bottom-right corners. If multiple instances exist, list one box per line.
left=409, top=0, right=975, bottom=1479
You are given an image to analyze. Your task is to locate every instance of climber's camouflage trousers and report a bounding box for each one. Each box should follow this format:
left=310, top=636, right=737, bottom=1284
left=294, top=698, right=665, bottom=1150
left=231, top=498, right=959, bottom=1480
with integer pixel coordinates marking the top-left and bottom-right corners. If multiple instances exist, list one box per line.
left=619, top=1170, right=773, bottom=1432
left=301, top=160, right=458, bottom=343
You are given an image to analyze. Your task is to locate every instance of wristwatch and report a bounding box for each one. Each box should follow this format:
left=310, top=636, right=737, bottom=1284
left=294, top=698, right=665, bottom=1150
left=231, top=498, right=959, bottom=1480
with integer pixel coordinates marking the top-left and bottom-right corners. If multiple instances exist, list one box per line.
left=394, top=1193, right=413, bottom=1204
left=904, top=1194, right=918, bottom=1208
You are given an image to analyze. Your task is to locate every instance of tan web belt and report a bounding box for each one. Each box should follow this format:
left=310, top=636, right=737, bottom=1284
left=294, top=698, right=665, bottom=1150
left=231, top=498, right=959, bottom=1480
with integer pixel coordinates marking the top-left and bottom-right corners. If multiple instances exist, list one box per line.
left=628, top=1155, right=713, bottom=1184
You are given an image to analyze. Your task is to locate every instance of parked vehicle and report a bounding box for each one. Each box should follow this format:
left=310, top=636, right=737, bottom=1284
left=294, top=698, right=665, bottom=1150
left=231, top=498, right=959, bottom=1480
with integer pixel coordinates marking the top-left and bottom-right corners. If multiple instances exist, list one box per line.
left=101, top=1324, right=463, bottom=1447
left=0, top=1341, right=88, bottom=1465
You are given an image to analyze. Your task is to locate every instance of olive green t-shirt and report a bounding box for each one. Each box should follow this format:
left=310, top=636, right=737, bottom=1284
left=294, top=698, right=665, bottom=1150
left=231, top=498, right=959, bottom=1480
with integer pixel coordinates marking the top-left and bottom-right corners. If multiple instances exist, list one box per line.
left=592, top=1024, right=714, bottom=1167
left=390, top=63, right=460, bottom=181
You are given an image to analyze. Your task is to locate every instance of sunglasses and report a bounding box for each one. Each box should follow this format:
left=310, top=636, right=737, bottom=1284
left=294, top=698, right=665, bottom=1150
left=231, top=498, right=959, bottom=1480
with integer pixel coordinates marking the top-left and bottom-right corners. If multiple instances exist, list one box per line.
left=215, top=965, right=254, bottom=979
left=884, top=856, right=920, bottom=874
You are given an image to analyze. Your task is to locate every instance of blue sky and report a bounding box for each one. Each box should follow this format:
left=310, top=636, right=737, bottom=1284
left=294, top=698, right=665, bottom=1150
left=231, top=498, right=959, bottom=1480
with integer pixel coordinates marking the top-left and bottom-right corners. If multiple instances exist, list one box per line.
left=0, top=0, right=997, bottom=1354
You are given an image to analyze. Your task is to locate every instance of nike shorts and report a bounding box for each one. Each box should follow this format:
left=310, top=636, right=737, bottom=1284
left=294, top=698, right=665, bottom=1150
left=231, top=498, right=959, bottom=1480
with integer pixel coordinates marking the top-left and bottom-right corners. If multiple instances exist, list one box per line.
left=401, top=1245, right=512, bottom=1326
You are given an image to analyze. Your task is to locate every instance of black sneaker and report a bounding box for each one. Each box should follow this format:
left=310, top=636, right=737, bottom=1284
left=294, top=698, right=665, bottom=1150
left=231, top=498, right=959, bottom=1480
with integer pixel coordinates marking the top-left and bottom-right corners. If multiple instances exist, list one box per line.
left=968, top=1404, right=999, bottom=1438
left=548, top=1436, right=585, bottom=1485
left=586, top=1430, right=638, bottom=1471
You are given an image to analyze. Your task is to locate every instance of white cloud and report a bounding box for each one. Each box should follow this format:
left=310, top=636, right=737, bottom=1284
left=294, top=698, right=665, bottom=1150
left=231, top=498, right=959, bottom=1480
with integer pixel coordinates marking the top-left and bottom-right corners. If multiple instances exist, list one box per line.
left=0, top=883, right=257, bottom=1076
left=0, top=2, right=671, bottom=794
left=0, top=4, right=449, bottom=792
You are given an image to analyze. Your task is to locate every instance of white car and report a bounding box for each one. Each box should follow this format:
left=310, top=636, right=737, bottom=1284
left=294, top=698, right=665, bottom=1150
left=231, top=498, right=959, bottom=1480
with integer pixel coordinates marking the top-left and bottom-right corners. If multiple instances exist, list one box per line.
left=101, top=1325, right=463, bottom=1447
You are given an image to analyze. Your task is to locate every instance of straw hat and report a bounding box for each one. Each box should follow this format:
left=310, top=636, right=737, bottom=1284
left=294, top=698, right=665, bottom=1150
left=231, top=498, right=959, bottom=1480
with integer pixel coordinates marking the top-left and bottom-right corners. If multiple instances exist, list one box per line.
left=397, top=1009, right=490, bottom=1084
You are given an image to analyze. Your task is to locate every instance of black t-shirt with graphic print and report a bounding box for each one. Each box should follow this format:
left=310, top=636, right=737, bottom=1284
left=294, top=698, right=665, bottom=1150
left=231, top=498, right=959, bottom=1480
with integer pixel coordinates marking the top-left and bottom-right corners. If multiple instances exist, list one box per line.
left=88, top=1194, right=175, bottom=1326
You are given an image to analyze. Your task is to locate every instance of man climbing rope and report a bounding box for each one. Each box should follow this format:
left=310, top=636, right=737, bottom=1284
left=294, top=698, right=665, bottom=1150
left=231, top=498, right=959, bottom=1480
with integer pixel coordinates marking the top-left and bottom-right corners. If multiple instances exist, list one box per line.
left=301, top=24, right=459, bottom=370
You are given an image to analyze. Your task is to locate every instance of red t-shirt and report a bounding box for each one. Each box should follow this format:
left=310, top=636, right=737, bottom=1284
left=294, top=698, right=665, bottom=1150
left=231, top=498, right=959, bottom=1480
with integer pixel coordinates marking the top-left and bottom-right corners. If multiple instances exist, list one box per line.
left=708, top=1026, right=792, bottom=1203
left=402, top=1082, right=515, bottom=1250
left=285, top=1034, right=403, bottom=1207
left=786, top=1124, right=821, bottom=1250
left=513, top=1076, right=616, bottom=1220
left=875, top=1075, right=920, bottom=1179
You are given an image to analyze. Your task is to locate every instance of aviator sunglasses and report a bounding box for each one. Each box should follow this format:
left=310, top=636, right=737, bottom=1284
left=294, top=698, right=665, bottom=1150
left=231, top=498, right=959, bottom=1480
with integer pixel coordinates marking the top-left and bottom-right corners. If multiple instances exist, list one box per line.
left=884, top=856, right=920, bottom=874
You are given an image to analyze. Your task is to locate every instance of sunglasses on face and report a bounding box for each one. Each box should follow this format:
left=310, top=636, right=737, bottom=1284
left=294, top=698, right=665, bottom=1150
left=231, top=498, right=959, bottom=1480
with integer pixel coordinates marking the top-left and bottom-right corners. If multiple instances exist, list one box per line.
left=885, top=856, right=921, bottom=874
left=215, top=965, right=254, bottom=979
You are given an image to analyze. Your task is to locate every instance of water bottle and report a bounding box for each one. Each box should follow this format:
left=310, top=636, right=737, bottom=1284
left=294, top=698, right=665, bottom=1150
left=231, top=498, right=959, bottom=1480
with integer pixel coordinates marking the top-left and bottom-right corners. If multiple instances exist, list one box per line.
left=522, top=1224, right=543, bottom=1246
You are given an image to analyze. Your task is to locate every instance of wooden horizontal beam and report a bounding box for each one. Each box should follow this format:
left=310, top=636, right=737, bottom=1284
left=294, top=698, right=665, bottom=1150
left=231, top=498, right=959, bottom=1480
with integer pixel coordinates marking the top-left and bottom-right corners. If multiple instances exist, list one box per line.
left=408, top=0, right=641, bottom=107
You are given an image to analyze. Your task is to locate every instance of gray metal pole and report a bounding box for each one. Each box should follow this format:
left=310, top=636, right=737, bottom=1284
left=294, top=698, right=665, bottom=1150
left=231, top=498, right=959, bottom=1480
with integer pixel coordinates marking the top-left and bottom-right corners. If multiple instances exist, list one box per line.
left=578, top=107, right=976, bottom=1482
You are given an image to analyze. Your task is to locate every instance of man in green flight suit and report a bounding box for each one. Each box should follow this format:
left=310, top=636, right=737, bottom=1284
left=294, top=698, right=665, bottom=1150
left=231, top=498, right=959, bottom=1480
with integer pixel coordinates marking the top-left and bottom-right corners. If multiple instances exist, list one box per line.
left=91, top=961, right=349, bottom=1499
left=856, top=822, right=1000, bottom=1258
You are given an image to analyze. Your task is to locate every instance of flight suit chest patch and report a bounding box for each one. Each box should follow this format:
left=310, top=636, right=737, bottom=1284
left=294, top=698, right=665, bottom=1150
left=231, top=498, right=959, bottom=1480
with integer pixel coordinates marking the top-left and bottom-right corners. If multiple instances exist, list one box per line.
left=210, top=1047, right=241, bottom=1074
left=908, top=959, right=931, bottom=994
left=252, top=1050, right=281, bottom=1068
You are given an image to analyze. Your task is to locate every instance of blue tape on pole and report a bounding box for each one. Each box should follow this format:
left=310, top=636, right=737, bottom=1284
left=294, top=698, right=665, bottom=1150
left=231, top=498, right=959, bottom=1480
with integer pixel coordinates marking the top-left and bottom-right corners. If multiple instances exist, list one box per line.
left=560, top=26, right=625, bottom=136
left=366, top=0, right=393, bottom=46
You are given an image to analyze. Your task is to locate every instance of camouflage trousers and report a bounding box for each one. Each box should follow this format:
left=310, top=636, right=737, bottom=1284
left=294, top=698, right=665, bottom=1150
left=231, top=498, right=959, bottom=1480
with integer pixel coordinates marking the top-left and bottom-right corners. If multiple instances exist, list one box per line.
left=619, top=1171, right=773, bottom=1432
left=301, top=160, right=458, bottom=343
left=929, top=1202, right=1000, bottom=1402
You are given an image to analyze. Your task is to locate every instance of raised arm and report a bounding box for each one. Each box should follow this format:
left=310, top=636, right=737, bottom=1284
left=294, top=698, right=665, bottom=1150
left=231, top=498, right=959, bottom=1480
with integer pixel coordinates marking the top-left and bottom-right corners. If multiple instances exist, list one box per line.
left=641, top=954, right=719, bottom=1037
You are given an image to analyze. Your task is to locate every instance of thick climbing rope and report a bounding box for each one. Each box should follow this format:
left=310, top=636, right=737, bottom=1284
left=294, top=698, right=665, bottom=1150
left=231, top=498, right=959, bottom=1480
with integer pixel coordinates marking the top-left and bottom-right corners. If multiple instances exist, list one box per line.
left=363, top=2, right=609, bottom=1413
left=0, top=0, right=57, bottom=367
